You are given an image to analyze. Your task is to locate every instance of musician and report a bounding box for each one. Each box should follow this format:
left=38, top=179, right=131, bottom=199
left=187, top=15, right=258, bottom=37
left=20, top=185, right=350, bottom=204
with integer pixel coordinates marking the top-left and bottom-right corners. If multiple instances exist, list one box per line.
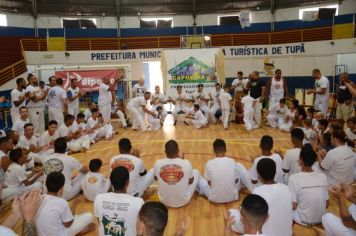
left=231, top=71, right=248, bottom=123
left=336, top=73, right=354, bottom=125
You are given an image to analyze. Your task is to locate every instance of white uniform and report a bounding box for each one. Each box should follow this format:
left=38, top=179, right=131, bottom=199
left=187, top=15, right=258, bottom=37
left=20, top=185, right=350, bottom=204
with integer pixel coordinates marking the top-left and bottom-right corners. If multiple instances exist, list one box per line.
left=279, top=109, right=296, bottom=132
left=241, top=94, right=255, bottom=131
left=39, top=131, right=59, bottom=149
left=26, top=85, right=46, bottom=135
left=151, top=92, right=168, bottom=122
left=250, top=154, right=284, bottom=186
left=230, top=183, right=293, bottom=236
left=192, top=91, right=210, bottom=119
left=154, top=157, right=200, bottom=208
left=148, top=110, right=162, bottom=130
left=191, top=110, right=207, bottom=129
left=11, top=117, right=30, bottom=135
left=132, top=83, right=147, bottom=97
left=48, top=86, right=67, bottom=125
left=322, top=204, right=356, bottom=236
left=86, top=117, right=108, bottom=141
left=127, top=97, right=147, bottom=131
left=320, top=145, right=355, bottom=187
left=209, top=89, right=221, bottom=123
left=198, top=157, right=251, bottom=203
left=110, top=154, right=154, bottom=197
left=81, top=171, right=111, bottom=202
left=269, top=77, right=285, bottom=108
left=172, top=91, right=190, bottom=122
left=267, top=103, right=288, bottom=128
left=35, top=194, right=93, bottom=236
left=303, top=127, right=317, bottom=145
left=98, top=83, right=112, bottom=123
left=84, top=108, right=92, bottom=122
left=43, top=153, right=85, bottom=200
left=10, top=88, right=26, bottom=124
left=232, top=78, right=248, bottom=93
left=288, top=171, right=328, bottom=226
left=67, top=87, right=80, bottom=117
left=18, top=134, right=53, bottom=166
left=57, top=123, right=90, bottom=152
left=314, top=76, right=330, bottom=116
left=282, top=148, right=302, bottom=176
left=219, top=91, right=232, bottom=129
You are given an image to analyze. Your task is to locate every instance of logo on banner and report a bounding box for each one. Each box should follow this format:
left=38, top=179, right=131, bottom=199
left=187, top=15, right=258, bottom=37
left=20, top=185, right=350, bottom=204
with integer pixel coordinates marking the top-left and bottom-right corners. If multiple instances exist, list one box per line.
left=167, top=57, right=217, bottom=83
left=263, top=58, right=275, bottom=76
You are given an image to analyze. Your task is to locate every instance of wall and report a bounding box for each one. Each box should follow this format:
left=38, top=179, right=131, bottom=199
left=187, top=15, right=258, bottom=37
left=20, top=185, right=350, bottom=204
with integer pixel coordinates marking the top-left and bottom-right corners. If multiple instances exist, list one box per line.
left=3, top=0, right=356, bottom=29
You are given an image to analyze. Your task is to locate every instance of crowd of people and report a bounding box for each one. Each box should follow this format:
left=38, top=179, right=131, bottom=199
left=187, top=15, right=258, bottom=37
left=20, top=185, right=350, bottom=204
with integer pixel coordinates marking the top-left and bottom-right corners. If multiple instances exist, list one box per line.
left=0, top=68, right=355, bottom=236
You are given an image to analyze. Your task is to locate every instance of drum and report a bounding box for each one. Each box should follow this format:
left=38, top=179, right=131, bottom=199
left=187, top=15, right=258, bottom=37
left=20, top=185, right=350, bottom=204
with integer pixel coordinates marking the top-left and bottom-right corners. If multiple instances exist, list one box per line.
left=234, top=92, right=244, bottom=124
left=294, top=89, right=304, bottom=105
left=329, top=93, right=336, bottom=108
left=304, top=91, right=314, bottom=106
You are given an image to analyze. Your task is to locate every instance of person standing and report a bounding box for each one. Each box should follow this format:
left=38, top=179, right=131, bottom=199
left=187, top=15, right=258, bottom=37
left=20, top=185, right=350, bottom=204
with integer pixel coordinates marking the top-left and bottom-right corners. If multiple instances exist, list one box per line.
left=132, top=78, right=147, bottom=98
left=67, top=78, right=82, bottom=118
left=10, top=78, right=26, bottom=124
left=246, top=71, right=266, bottom=128
left=266, top=69, right=288, bottom=109
left=307, top=69, right=330, bottom=117
left=209, top=83, right=222, bottom=124
left=231, top=71, right=248, bottom=124
left=26, top=74, right=49, bottom=136
left=48, top=78, right=68, bottom=126
left=98, top=77, right=114, bottom=124
left=336, top=72, right=354, bottom=125
left=127, top=92, right=155, bottom=131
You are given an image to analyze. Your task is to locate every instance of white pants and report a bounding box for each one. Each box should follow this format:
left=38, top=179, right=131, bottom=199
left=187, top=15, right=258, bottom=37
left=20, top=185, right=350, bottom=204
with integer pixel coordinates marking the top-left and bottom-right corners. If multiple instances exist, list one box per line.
left=221, top=109, right=230, bottom=129
left=210, top=105, right=220, bottom=123
left=68, top=106, right=80, bottom=118
left=315, top=98, right=329, bottom=117
left=37, top=149, right=54, bottom=165
left=63, top=173, right=85, bottom=200
left=10, top=108, right=20, bottom=125
left=152, top=105, right=168, bottom=122
left=253, top=100, right=262, bottom=126
left=322, top=213, right=356, bottom=236
left=127, top=106, right=147, bottom=131
left=191, top=119, right=207, bottom=129
left=269, top=95, right=283, bottom=109
left=66, top=212, right=93, bottom=236
left=99, top=103, right=111, bottom=124
left=104, top=124, right=114, bottom=138
left=279, top=120, right=292, bottom=132
left=191, top=106, right=209, bottom=120
left=267, top=114, right=285, bottom=128
left=229, top=209, right=244, bottom=234
left=244, top=108, right=254, bottom=131
left=172, top=105, right=190, bottom=121
left=116, top=110, right=127, bottom=127
left=68, top=135, right=90, bottom=152
left=2, top=182, right=42, bottom=203
left=48, top=107, right=64, bottom=126
left=130, top=169, right=154, bottom=197
left=29, top=107, right=45, bottom=136
left=148, top=116, right=161, bottom=130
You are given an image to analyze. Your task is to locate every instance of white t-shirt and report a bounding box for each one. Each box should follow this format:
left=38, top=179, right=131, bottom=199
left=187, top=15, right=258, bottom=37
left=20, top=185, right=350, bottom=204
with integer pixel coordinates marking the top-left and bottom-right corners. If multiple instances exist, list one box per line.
left=94, top=192, right=144, bottom=236
left=250, top=154, right=284, bottom=184
left=288, top=171, right=328, bottom=225
left=315, top=76, right=330, bottom=101
left=81, top=171, right=110, bottom=202
left=128, top=97, right=146, bottom=110
left=84, top=109, right=92, bottom=121
left=0, top=150, right=7, bottom=181
left=26, top=85, right=42, bottom=108
left=11, top=118, right=30, bottom=135
left=174, top=91, right=190, bottom=107
left=67, top=87, right=80, bottom=110
left=87, top=117, right=99, bottom=129
left=48, top=86, right=67, bottom=109
left=132, top=83, right=147, bottom=97
left=71, top=120, right=87, bottom=133
left=110, top=154, right=146, bottom=196
left=303, top=127, right=317, bottom=145
left=320, top=145, right=355, bottom=186
left=241, top=95, right=254, bottom=110
left=10, top=88, right=26, bottom=112
left=18, top=134, right=39, bottom=149
left=219, top=91, right=232, bottom=110
left=193, top=91, right=209, bottom=107
left=35, top=194, right=73, bottom=236
left=154, top=157, right=194, bottom=207
left=151, top=92, right=166, bottom=106
left=194, top=110, right=207, bottom=123
left=232, top=78, right=248, bottom=92
left=253, top=183, right=293, bottom=236
left=269, top=103, right=288, bottom=118
left=270, top=77, right=285, bottom=97
left=210, top=90, right=221, bottom=107
left=4, top=162, right=26, bottom=188
left=282, top=148, right=301, bottom=175
left=39, top=131, right=59, bottom=148
left=0, top=225, right=16, bottom=236
left=98, top=83, right=112, bottom=106
left=57, top=124, right=71, bottom=138
left=204, top=157, right=240, bottom=203
left=43, top=153, right=83, bottom=194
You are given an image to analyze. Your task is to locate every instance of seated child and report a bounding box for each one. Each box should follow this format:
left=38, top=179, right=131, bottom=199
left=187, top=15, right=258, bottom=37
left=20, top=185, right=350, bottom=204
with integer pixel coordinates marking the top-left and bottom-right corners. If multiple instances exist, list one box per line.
left=184, top=104, right=208, bottom=129
left=81, top=159, right=111, bottom=202
left=148, top=106, right=164, bottom=131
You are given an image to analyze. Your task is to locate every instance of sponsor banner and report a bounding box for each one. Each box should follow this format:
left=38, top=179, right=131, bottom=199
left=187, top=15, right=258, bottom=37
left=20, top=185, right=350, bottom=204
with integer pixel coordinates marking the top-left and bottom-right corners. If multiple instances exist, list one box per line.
left=54, top=70, right=118, bottom=92
left=161, top=48, right=223, bottom=97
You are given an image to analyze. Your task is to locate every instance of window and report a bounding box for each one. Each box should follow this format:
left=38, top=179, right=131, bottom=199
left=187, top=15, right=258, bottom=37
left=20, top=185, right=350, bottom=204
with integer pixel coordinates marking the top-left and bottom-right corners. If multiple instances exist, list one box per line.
left=0, top=14, right=7, bottom=26
left=218, top=15, right=240, bottom=26
left=62, top=18, right=97, bottom=29
left=140, top=17, right=173, bottom=28
left=299, top=4, right=338, bottom=20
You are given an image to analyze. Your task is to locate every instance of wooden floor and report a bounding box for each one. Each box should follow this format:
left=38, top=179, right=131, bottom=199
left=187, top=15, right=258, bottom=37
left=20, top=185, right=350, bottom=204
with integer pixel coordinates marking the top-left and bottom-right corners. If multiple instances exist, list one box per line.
left=6, top=116, right=341, bottom=236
